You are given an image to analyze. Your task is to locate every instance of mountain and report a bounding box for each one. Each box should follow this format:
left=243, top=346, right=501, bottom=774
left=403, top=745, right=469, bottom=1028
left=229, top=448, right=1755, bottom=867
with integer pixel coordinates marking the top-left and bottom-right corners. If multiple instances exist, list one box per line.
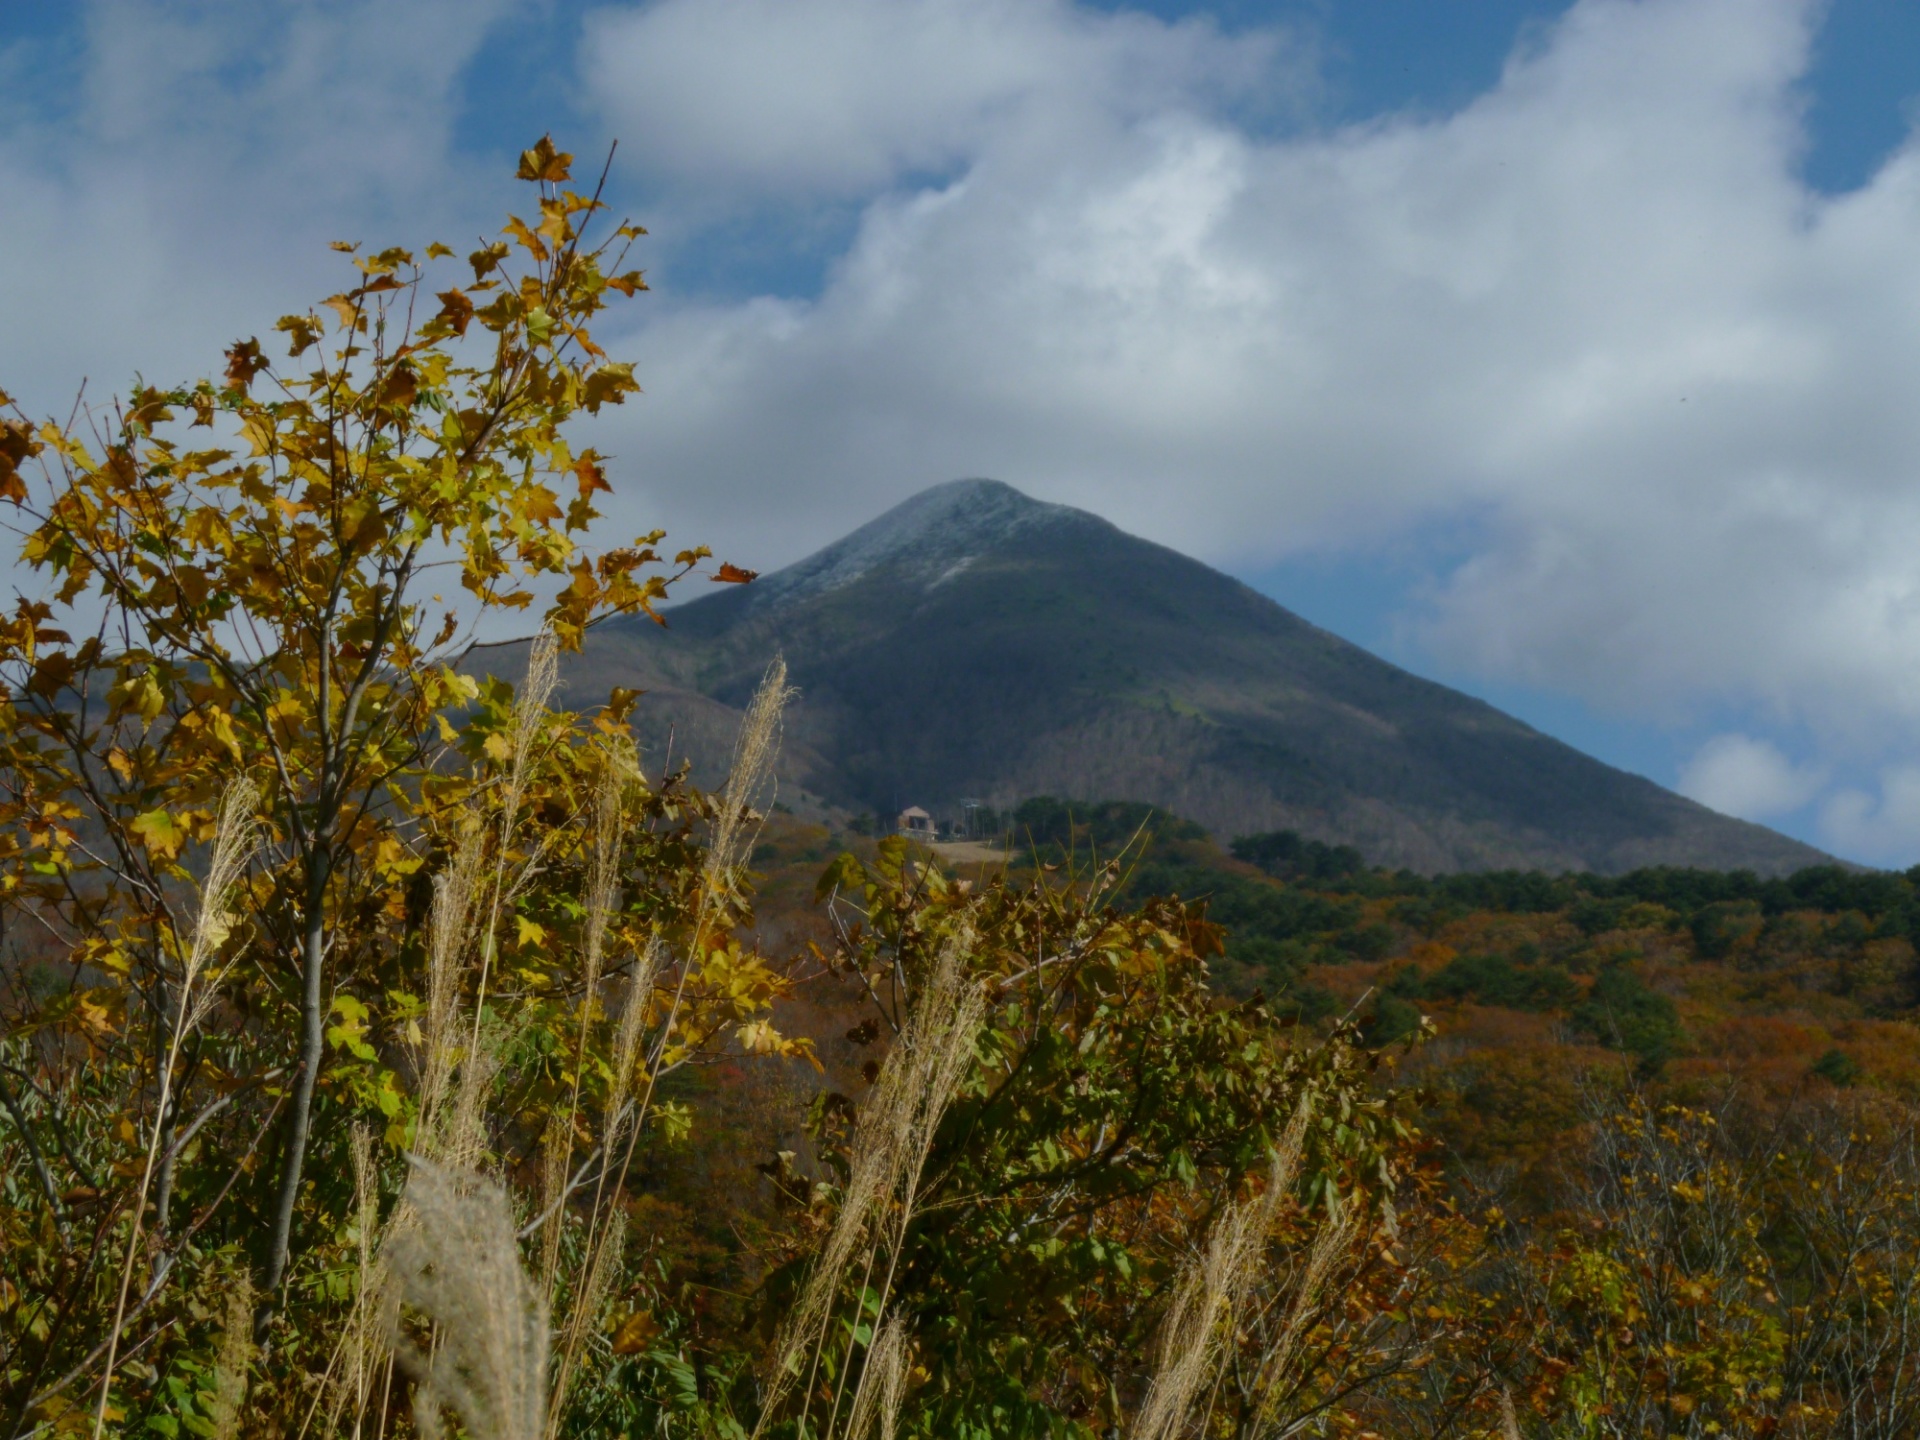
left=529, top=479, right=1831, bottom=875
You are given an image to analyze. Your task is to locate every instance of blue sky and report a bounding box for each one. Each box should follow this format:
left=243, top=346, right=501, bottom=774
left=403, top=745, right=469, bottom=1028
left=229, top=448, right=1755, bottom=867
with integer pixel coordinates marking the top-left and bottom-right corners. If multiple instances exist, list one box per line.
left=5, top=0, right=1920, bottom=863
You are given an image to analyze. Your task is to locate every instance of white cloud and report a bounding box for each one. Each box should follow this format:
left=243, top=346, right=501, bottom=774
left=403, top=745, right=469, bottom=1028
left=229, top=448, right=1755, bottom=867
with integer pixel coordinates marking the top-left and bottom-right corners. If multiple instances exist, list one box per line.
left=568, top=0, right=1920, bottom=777
left=0, top=0, right=513, bottom=421
left=582, top=0, right=1298, bottom=201
left=13, top=0, right=1920, bottom=861
left=1821, top=768, right=1920, bottom=868
left=1678, top=733, right=1825, bottom=820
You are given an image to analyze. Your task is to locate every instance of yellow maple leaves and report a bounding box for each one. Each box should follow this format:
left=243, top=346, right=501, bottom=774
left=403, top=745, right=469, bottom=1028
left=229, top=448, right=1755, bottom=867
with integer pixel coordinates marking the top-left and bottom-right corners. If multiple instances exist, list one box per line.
left=0, top=143, right=816, bottom=1429
left=516, top=134, right=573, bottom=184
left=129, top=809, right=184, bottom=860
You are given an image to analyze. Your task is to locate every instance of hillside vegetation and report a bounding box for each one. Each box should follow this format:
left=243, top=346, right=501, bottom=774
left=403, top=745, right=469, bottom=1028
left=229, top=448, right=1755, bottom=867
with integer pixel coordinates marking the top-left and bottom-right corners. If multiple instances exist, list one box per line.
left=755, top=798, right=1920, bottom=1195
left=4, top=148, right=1918, bottom=1440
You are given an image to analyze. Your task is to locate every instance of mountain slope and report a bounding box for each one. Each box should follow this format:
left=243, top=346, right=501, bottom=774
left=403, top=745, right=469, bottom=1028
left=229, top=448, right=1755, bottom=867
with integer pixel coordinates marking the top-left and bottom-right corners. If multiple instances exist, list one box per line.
left=543, top=480, right=1831, bottom=875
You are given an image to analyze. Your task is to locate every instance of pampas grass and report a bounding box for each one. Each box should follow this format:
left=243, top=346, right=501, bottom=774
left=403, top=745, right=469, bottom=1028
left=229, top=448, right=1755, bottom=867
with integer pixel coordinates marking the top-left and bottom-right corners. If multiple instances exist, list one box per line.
left=1133, top=1100, right=1312, bottom=1440
left=840, top=924, right=986, bottom=1432
left=609, top=935, right=666, bottom=1109
left=207, top=1272, right=254, bottom=1440
left=546, top=662, right=790, bottom=1435
left=470, top=626, right=561, bottom=1051
left=541, top=739, right=632, bottom=1297
left=223, top=626, right=1360, bottom=1440
left=541, top=938, right=660, bottom=1418
left=181, top=782, right=265, bottom=1031
left=151, top=640, right=1373, bottom=1440
left=93, top=779, right=261, bottom=1439
left=703, top=657, right=790, bottom=918
left=1246, top=1203, right=1353, bottom=1433
left=756, top=922, right=986, bottom=1439
left=308, top=642, right=545, bottom=1440
left=1499, top=1385, right=1525, bottom=1440
left=844, top=1314, right=907, bottom=1440
left=385, top=1159, right=549, bottom=1440
left=342, top=1127, right=383, bottom=1437
left=536, top=1124, right=572, bottom=1296
left=417, top=820, right=484, bottom=1136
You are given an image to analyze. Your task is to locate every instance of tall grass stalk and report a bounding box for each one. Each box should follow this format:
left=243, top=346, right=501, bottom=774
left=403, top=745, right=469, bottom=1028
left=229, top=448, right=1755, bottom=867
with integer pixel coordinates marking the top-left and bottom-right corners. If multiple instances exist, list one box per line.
left=702, top=657, right=790, bottom=920
left=417, top=821, right=484, bottom=1138
left=1499, top=1385, right=1525, bottom=1440
left=291, top=650, right=790, bottom=1440
left=537, top=1126, right=572, bottom=1297
left=298, top=835, right=505, bottom=1440
left=545, top=661, right=791, bottom=1434
left=839, top=926, right=985, bottom=1434
left=308, top=800, right=495, bottom=1440
left=608, top=937, right=665, bottom=1121
left=844, top=1315, right=906, bottom=1440
left=757, top=921, right=985, bottom=1440
left=469, top=627, right=559, bottom=1055
left=533, top=940, right=664, bottom=1436
left=1133, top=1099, right=1312, bottom=1440
left=342, top=1127, right=382, bottom=1439
left=385, top=1159, right=548, bottom=1440
left=207, top=1272, right=254, bottom=1440
left=423, top=630, right=562, bottom=1177
left=541, top=741, right=631, bottom=1300
left=1245, top=1205, right=1353, bottom=1434
left=92, top=779, right=260, bottom=1439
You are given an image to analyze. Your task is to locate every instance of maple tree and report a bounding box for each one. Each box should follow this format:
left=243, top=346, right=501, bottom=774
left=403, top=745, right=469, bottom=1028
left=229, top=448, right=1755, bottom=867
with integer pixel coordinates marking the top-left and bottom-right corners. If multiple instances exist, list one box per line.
left=0, top=138, right=799, bottom=1435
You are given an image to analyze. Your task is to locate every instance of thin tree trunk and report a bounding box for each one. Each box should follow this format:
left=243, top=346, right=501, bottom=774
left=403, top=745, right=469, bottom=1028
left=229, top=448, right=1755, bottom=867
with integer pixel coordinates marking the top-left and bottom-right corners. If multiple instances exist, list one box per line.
left=152, top=1111, right=176, bottom=1239
left=257, top=850, right=330, bottom=1336
left=0, top=1073, right=66, bottom=1241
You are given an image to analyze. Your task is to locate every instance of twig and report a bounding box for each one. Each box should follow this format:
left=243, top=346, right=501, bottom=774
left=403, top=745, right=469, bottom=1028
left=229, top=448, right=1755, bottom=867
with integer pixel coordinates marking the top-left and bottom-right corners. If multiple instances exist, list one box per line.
left=0, top=1070, right=69, bottom=1243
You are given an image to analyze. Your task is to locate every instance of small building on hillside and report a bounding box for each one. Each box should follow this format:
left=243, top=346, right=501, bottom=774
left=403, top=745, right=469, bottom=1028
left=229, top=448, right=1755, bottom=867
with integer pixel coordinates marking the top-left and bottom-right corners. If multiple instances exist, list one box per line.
left=897, top=806, right=936, bottom=839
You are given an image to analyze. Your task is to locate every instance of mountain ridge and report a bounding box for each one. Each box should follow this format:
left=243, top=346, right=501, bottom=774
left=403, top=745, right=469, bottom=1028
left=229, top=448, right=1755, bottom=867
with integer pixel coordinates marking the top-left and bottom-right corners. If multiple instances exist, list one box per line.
left=523, top=480, right=1833, bottom=876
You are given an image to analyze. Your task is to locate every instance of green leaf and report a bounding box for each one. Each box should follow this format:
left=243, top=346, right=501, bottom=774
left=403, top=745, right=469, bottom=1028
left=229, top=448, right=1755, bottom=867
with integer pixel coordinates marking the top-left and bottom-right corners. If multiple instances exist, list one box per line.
left=327, top=993, right=376, bottom=1060
left=130, top=809, right=184, bottom=861
left=815, top=851, right=867, bottom=904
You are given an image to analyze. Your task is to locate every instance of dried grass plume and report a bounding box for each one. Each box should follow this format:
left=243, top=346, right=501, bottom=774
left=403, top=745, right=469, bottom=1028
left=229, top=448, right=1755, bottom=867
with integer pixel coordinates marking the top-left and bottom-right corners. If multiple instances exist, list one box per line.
left=756, top=923, right=985, bottom=1437
left=385, top=1159, right=549, bottom=1440
left=1133, top=1100, right=1312, bottom=1440
left=207, top=1271, right=255, bottom=1440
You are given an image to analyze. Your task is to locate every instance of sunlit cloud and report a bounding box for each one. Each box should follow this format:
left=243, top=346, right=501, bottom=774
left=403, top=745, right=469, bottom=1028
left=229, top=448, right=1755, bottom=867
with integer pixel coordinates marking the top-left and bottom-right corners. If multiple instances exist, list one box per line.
left=1679, top=733, right=1826, bottom=822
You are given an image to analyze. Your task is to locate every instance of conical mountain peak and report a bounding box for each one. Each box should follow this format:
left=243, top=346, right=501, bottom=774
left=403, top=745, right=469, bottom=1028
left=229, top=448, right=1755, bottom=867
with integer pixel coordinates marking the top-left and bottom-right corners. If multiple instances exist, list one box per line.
left=751, top=479, right=1091, bottom=607
left=560, top=484, right=1832, bottom=877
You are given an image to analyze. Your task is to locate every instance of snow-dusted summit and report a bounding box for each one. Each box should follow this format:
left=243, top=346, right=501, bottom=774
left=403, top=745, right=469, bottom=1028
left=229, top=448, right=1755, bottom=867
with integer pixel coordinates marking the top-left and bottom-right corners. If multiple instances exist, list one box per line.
left=747, top=479, right=1091, bottom=609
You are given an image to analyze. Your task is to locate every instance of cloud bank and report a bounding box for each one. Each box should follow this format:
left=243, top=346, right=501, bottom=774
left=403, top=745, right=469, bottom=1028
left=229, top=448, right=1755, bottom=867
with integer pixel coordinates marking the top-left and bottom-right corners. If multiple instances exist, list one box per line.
left=576, top=0, right=1920, bottom=859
